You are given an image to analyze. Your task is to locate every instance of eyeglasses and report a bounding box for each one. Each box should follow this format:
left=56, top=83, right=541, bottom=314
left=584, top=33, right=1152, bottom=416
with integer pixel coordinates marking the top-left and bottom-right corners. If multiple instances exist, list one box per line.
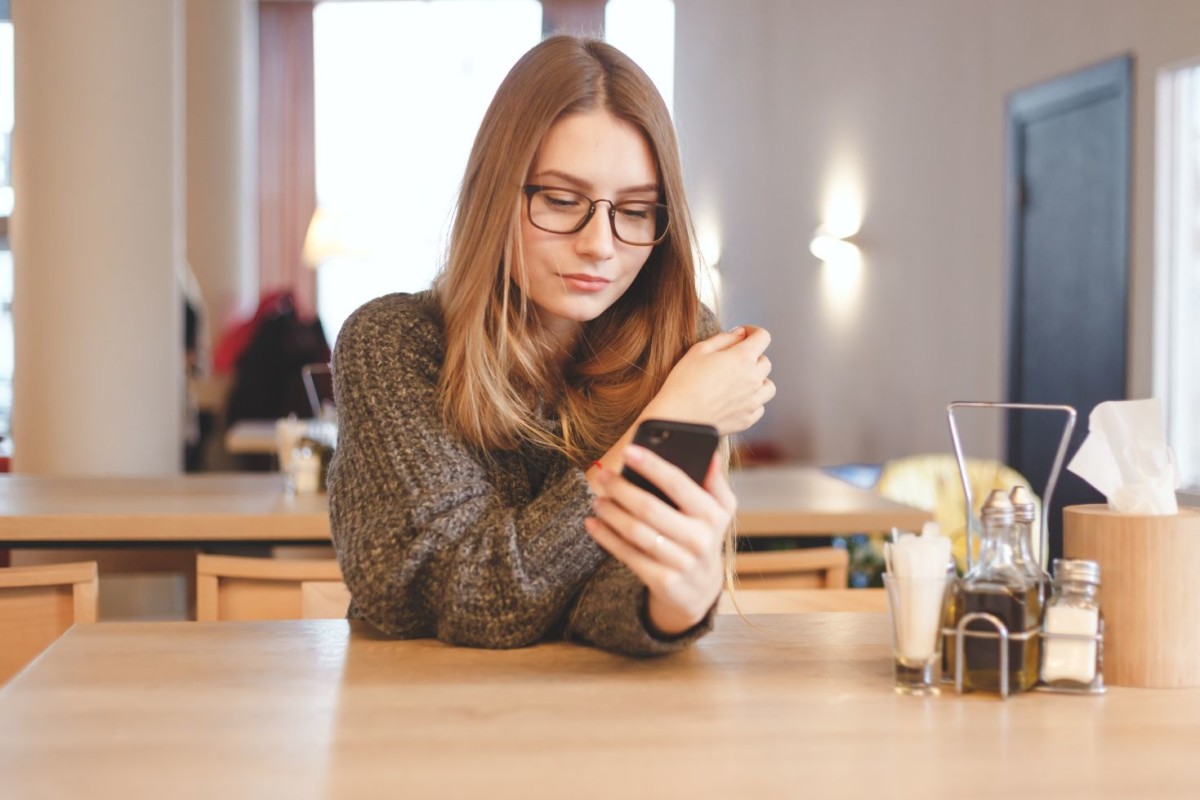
left=522, top=185, right=670, bottom=246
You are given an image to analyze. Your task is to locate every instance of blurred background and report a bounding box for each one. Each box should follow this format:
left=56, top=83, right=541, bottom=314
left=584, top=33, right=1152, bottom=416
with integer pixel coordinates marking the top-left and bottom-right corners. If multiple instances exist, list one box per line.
left=1, top=1, right=1198, bottom=596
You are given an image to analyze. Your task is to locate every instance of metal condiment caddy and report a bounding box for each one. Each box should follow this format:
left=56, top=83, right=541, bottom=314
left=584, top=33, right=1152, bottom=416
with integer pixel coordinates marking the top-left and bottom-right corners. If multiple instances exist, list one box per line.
left=943, top=401, right=1106, bottom=698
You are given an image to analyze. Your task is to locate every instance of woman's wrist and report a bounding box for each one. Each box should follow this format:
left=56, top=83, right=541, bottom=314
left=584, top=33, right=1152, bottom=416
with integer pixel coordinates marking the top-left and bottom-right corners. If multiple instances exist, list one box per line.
left=646, top=592, right=705, bottom=638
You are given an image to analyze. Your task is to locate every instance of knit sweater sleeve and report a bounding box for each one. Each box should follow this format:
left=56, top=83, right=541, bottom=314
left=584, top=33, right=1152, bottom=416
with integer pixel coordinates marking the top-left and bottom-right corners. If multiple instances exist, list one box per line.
left=326, top=293, right=706, bottom=656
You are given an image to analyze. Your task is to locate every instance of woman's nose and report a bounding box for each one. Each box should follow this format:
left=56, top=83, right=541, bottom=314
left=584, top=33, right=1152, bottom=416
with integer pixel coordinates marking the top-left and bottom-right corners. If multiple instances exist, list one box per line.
left=574, top=207, right=616, bottom=260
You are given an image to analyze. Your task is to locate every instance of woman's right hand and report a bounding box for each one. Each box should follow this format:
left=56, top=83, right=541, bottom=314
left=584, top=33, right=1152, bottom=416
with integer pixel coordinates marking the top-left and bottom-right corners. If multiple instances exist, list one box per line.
left=643, top=326, right=775, bottom=435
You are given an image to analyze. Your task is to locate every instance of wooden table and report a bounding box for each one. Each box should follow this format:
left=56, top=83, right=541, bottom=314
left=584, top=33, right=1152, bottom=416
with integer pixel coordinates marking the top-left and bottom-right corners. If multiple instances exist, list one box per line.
left=0, top=473, right=328, bottom=546
left=223, top=419, right=280, bottom=455
left=731, top=464, right=930, bottom=536
left=1, top=613, right=1195, bottom=798
left=0, top=466, right=925, bottom=547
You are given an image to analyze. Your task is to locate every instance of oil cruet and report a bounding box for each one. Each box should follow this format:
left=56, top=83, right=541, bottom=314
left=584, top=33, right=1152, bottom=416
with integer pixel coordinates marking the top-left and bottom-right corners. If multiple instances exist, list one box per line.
left=954, top=489, right=1042, bottom=693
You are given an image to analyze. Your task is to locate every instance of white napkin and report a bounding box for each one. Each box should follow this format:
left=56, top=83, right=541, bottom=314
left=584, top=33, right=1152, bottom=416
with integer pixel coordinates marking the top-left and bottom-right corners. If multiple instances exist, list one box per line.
left=886, top=525, right=953, bottom=660
left=1066, top=399, right=1180, bottom=514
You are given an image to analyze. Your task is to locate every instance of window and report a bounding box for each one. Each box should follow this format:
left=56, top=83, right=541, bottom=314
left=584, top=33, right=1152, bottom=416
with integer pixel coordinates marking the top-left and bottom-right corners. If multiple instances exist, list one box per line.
left=312, top=1, right=543, bottom=341
left=605, top=0, right=674, bottom=113
left=312, top=0, right=676, bottom=343
left=1155, top=62, right=1200, bottom=490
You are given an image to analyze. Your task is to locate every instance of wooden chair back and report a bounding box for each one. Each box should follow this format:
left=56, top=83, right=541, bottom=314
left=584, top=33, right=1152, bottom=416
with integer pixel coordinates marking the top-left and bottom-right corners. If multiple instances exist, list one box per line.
left=300, top=580, right=352, bottom=620
left=196, top=554, right=344, bottom=621
left=0, top=562, right=98, bottom=684
left=734, top=547, right=849, bottom=590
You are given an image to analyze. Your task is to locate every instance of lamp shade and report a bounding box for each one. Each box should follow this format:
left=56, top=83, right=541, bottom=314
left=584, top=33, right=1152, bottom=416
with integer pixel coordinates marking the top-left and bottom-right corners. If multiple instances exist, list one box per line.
left=302, top=207, right=367, bottom=269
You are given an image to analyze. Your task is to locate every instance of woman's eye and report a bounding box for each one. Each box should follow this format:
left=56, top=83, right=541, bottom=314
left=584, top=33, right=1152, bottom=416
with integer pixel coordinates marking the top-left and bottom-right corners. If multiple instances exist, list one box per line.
left=545, top=194, right=583, bottom=209
left=617, top=205, right=651, bottom=220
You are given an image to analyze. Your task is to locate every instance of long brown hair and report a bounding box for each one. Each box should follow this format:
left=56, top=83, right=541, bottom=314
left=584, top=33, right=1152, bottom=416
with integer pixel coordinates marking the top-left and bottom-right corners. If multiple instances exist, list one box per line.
left=433, top=36, right=703, bottom=463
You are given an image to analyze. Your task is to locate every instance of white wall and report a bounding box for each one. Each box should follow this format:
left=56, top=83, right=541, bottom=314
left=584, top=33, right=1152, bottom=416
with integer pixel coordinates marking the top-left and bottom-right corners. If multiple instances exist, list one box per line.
left=675, top=0, right=1200, bottom=465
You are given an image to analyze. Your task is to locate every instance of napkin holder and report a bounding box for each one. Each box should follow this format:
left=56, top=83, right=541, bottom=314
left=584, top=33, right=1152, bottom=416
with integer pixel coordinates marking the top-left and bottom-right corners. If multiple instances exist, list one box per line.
left=1064, top=505, right=1200, bottom=688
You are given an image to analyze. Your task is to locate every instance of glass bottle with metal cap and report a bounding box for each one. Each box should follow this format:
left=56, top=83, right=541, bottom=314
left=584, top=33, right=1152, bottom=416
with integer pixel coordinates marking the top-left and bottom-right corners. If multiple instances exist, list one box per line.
left=955, top=489, right=1042, bottom=693
left=1040, top=558, right=1104, bottom=690
left=1009, top=486, right=1052, bottom=602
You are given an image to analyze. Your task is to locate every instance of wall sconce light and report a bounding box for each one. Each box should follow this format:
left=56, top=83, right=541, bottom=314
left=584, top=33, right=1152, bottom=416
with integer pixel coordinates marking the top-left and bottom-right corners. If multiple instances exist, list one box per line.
left=809, top=225, right=862, bottom=269
left=694, top=221, right=723, bottom=308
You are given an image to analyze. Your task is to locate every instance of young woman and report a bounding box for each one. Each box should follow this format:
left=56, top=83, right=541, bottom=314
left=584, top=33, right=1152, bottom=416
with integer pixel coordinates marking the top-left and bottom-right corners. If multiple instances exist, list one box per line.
left=328, top=36, right=774, bottom=656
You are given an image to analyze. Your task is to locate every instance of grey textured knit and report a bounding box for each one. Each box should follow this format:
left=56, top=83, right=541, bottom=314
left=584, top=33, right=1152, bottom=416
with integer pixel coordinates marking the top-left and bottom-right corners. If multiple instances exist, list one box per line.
left=327, top=291, right=714, bottom=656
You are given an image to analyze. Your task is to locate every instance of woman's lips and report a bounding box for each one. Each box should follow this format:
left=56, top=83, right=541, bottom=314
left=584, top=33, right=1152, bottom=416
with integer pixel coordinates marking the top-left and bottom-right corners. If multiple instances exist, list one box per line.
left=561, top=274, right=611, bottom=292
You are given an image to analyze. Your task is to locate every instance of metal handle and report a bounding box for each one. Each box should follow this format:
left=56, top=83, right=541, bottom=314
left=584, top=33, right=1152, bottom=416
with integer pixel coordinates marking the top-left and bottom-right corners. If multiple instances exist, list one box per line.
left=946, top=401, right=1077, bottom=571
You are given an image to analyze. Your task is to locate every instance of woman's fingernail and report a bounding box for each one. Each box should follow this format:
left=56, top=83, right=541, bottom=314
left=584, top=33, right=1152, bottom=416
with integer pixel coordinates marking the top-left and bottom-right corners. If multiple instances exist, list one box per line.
left=729, top=326, right=745, bottom=336
left=592, top=460, right=605, bottom=471
left=625, top=444, right=645, bottom=463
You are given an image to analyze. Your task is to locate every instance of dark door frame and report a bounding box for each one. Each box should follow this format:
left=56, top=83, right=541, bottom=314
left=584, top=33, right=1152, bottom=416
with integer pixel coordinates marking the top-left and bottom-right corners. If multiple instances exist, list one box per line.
left=1004, top=55, right=1133, bottom=559
left=1004, top=55, right=1133, bottom=455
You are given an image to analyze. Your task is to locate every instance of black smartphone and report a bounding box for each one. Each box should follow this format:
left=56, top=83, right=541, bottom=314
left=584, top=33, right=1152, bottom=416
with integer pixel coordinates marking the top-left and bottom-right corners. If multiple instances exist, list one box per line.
left=620, top=419, right=720, bottom=508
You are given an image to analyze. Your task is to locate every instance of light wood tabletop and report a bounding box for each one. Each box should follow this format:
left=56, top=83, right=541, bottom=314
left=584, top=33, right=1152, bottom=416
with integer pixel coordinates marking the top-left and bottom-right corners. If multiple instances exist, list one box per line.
left=1, top=613, right=1195, bottom=799
left=0, top=465, right=924, bottom=547
left=223, top=419, right=280, bottom=455
left=0, top=473, right=328, bottom=544
left=731, top=464, right=930, bottom=536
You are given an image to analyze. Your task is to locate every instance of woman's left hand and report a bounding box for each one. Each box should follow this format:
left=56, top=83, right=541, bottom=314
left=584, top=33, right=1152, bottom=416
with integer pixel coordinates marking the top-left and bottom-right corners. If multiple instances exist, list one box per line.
left=584, top=445, right=736, bottom=636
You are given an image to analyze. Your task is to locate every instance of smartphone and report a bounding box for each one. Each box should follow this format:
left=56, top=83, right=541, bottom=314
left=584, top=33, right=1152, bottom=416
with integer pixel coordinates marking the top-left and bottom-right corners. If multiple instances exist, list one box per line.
left=620, top=419, right=720, bottom=508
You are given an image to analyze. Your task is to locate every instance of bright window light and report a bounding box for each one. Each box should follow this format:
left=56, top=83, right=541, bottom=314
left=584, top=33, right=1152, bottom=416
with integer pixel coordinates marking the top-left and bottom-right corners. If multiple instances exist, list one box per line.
left=312, top=1, right=542, bottom=341
left=605, top=0, right=674, bottom=113
left=1156, top=62, right=1200, bottom=490
left=313, top=1, right=677, bottom=343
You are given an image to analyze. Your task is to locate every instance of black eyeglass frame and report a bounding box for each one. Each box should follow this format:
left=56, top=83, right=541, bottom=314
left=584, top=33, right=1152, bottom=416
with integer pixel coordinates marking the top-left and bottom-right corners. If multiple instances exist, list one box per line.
left=522, top=184, right=670, bottom=246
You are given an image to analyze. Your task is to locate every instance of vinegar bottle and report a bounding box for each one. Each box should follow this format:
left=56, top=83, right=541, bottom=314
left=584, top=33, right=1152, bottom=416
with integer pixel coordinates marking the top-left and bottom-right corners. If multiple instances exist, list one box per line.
left=956, top=489, right=1041, bottom=693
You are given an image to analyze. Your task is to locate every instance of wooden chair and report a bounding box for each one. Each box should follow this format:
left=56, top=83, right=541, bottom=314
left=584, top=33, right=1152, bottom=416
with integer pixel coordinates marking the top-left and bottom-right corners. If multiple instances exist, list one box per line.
left=300, top=580, right=352, bottom=620
left=718, top=587, right=885, bottom=615
left=195, top=554, right=346, bottom=621
left=0, top=562, right=98, bottom=684
left=734, top=547, right=849, bottom=590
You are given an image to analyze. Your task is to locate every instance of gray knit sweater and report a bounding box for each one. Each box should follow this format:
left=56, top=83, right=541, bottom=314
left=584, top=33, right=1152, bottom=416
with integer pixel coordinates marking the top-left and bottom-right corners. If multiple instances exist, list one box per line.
left=327, top=291, right=714, bottom=656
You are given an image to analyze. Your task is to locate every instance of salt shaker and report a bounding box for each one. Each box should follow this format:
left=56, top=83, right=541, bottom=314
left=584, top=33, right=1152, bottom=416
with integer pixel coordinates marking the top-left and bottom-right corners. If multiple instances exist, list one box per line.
left=1040, top=558, right=1104, bottom=690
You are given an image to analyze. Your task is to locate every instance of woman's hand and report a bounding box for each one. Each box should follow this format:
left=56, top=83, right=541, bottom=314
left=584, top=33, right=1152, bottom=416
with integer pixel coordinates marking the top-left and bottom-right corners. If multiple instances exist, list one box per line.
left=644, top=326, right=775, bottom=436
left=584, top=445, right=736, bottom=637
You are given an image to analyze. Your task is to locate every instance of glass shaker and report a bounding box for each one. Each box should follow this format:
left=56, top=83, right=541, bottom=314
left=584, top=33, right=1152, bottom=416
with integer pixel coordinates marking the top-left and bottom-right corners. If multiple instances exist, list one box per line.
left=1009, top=486, right=1052, bottom=603
left=954, top=489, right=1041, bottom=693
left=1040, top=558, right=1104, bottom=690
left=287, top=435, right=333, bottom=494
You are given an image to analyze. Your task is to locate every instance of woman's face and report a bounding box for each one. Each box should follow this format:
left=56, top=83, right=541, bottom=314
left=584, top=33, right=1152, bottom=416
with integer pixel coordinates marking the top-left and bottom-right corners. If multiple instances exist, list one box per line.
left=518, top=110, right=660, bottom=345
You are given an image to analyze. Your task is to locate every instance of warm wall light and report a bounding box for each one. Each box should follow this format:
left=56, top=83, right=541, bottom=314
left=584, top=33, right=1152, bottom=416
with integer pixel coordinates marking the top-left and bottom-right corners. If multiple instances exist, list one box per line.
left=694, top=216, right=724, bottom=308
left=816, top=225, right=865, bottom=326
left=809, top=225, right=862, bottom=269
left=814, top=158, right=867, bottom=325
left=696, top=223, right=722, bottom=269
